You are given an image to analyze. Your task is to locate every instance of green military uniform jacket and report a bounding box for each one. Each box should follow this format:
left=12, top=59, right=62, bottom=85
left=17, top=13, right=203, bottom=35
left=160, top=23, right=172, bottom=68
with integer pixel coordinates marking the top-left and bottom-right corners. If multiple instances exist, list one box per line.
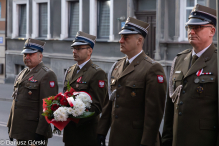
left=97, top=52, right=167, bottom=146
left=63, top=60, right=108, bottom=145
left=7, top=62, right=58, bottom=140
left=162, top=44, right=219, bottom=146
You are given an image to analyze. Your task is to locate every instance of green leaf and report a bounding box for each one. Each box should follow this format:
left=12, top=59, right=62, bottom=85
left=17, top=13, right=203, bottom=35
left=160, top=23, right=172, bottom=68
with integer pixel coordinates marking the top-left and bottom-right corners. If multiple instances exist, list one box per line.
left=67, top=81, right=71, bottom=92
left=69, top=112, right=95, bottom=119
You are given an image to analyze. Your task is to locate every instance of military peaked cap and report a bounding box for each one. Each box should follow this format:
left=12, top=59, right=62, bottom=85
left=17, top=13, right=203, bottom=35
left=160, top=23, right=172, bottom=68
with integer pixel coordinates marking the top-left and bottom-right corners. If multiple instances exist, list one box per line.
left=21, top=38, right=46, bottom=54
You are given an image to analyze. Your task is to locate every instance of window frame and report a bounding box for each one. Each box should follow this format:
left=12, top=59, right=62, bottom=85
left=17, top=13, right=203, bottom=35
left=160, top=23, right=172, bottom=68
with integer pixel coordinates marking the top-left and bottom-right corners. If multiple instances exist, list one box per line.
left=31, top=0, right=51, bottom=39
left=60, top=0, right=82, bottom=40
left=12, top=0, right=29, bottom=39
left=179, top=0, right=208, bottom=41
left=89, top=0, right=114, bottom=41
left=18, top=4, right=27, bottom=37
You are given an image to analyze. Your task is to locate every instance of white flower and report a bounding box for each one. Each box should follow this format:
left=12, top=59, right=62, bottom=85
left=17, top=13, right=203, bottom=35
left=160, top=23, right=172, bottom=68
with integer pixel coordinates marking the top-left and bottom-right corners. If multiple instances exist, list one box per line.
left=53, top=107, right=68, bottom=121
left=71, top=98, right=86, bottom=117
left=75, top=92, right=92, bottom=108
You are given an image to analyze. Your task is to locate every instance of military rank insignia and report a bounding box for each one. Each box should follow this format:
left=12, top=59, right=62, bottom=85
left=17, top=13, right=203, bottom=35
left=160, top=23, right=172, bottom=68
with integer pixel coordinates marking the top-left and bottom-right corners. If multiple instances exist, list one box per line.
left=131, top=91, right=136, bottom=97
left=157, top=75, right=164, bottom=83
left=196, top=68, right=212, bottom=76
left=28, top=91, right=32, bottom=95
left=197, top=86, right=204, bottom=93
left=98, top=80, right=105, bottom=88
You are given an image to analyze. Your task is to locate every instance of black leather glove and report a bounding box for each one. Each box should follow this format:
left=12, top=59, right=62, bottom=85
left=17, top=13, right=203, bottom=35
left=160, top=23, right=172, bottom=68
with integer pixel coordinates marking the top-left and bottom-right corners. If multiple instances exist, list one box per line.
left=34, top=133, right=45, bottom=146
left=53, top=126, right=61, bottom=135
left=8, top=127, right=13, bottom=141
left=97, top=134, right=106, bottom=146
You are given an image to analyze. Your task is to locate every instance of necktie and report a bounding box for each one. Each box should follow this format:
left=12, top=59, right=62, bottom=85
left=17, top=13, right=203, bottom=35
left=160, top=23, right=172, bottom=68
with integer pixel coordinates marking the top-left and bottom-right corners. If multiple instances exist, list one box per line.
left=123, top=60, right=130, bottom=71
left=72, top=65, right=80, bottom=80
left=191, top=55, right=198, bottom=66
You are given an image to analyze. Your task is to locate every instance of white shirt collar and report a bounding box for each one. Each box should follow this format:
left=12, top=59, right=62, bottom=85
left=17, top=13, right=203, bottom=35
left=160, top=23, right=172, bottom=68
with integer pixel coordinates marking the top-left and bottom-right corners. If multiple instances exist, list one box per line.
left=126, top=50, right=143, bottom=64
left=192, top=44, right=211, bottom=57
left=77, top=59, right=90, bottom=70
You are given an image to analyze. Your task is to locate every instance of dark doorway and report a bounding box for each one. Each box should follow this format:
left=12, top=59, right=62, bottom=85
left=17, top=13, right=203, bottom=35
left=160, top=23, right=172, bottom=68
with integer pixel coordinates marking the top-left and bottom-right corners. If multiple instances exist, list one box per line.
left=135, top=11, right=156, bottom=59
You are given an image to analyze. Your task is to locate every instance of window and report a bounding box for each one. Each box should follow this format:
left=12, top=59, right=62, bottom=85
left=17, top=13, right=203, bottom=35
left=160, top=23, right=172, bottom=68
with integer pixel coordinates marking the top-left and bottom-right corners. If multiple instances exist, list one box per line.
left=32, top=0, right=51, bottom=39
left=97, top=0, right=110, bottom=39
left=68, top=1, right=79, bottom=38
left=39, top=3, right=48, bottom=37
left=60, top=0, right=82, bottom=40
left=19, top=4, right=27, bottom=37
left=179, top=0, right=207, bottom=41
left=138, top=0, right=156, bottom=11
left=12, top=0, right=29, bottom=39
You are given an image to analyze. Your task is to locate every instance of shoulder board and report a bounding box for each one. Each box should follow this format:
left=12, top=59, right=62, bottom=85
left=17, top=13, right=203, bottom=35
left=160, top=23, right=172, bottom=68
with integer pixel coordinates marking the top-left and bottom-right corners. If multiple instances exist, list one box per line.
left=67, top=65, right=76, bottom=73
left=117, top=57, right=126, bottom=61
left=91, top=64, right=101, bottom=70
left=144, top=56, right=155, bottom=64
left=177, top=49, right=191, bottom=56
left=214, top=49, right=217, bottom=53
left=42, top=66, right=50, bottom=72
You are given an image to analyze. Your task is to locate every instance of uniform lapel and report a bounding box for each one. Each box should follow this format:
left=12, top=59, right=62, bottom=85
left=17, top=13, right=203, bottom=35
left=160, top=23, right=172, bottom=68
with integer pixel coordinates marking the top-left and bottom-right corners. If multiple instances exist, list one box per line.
left=17, top=68, right=28, bottom=84
left=184, top=44, right=215, bottom=78
left=180, top=52, right=192, bottom=77
left=118, top=52, right=145, bottom=80
left=71, top=60, right=92, bottom=84
left=20, top=62, right=44, bottom=84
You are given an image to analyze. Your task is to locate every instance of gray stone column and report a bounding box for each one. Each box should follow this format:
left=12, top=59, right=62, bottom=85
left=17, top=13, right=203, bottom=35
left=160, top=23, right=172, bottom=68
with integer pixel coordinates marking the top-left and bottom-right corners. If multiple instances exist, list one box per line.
left=127, top=0, right=134, bottom=17
left=155, top=0, right=162, bottom=60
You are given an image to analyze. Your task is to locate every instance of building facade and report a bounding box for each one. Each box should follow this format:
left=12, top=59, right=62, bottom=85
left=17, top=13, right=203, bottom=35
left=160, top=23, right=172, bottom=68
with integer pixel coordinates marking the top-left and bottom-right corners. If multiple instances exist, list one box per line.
left=0, top=0, right=6, bottom=83
left=5, top=0, right=217, bottom=84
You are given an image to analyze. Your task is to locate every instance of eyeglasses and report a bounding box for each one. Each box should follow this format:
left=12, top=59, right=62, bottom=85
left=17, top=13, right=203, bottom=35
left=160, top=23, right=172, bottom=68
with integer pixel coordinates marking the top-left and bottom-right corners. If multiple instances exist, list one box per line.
left=72, top=47, right=90, bottom=51
left=185, top=25, right=212, bottom=32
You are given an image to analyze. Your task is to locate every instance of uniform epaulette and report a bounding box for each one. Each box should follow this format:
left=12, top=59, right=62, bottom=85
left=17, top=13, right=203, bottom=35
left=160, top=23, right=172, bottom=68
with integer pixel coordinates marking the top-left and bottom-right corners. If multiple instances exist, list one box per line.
left=177, top=49, right=191, bottom=56
left=66, top=65, right=76, bottom=73
left=214, top=49, right=217, bottom=53
left=91, top=64, right=100, bottom=70
left=117, top=57, right=126, bottom=61
left=42, top=66, right=50, bottom=72
left=144, top=56, right=155, bottom=64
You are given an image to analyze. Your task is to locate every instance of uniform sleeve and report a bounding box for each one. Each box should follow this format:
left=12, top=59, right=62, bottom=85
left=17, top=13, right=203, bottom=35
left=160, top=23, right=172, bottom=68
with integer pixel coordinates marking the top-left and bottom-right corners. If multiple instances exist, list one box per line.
left=36, top=71, right=58, bottom=136
left=96, top=93, right=112, bottom=135
left=141, top=63, right=167, bottom=145
left=89, top=70, right=108, bottom=115
left=162, top=89, right=174, bottom=146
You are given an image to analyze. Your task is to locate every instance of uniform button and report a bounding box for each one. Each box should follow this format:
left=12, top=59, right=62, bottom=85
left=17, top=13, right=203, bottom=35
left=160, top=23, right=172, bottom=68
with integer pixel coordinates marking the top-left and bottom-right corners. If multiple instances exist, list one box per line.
left=15, top=106, right=17, bottom=109
left=179, top=112, right=182, bottom=116
left=182, top=91, right=185, bottom=94
left=179, top=101, right=183, bottom=105
left=133, top=84, right=136, bottom=87
left=15, top=99, right=18, bottom=102
left=174, top=78, right=176, bottom=80
left=118, top=84, right=121, bottom=87
left=211, top=78, right=214, bottom=81
left=117, top=94, right=119, bottom=98
left=115, top=115, right=118, bottom=119
left=184, top=80, right=187, bottom=84
left=17, top=92, right=19, bottom=95
left=201, top=79, right=205, bottom=82
left=116, top=105, right=119, bottom=108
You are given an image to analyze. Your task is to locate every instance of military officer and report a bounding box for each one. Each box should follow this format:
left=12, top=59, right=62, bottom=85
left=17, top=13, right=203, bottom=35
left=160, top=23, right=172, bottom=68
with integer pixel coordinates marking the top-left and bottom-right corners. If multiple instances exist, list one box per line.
left=63, top=31, right=108, bottom=146
left=97, top=17, right=167, bottom=146
left=162, top=4, right=218, bottom=146
left=7, top=38, right=58, bottom=146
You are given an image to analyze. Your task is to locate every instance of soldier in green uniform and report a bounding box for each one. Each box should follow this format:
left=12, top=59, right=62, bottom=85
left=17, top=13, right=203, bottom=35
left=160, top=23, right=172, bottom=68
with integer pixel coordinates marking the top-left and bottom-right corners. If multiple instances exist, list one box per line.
left=162, top=4, right=218, bottom=146
left=7, top=38, right=58, bottom=146
left=63, top=31, right=108, bottom=146
left=97, top=17, right=167, bottom=146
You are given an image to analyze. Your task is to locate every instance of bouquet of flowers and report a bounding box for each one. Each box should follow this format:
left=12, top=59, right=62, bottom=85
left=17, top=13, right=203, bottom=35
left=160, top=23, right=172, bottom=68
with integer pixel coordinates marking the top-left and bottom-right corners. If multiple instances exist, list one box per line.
left=42, top=83, right=94, bottom=131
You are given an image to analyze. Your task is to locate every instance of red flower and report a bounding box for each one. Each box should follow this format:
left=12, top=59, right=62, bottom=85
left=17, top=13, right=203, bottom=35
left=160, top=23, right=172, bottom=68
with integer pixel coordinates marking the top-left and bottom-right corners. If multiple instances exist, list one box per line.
left=64, top=92, right=73, bottom=98
left=60, top=97, right=68, bottom=106
left=51, top=104, right=59, bottom=111
left=70, top=87, right=75, bottom=93
left=54, top=93, right=64, bottom=101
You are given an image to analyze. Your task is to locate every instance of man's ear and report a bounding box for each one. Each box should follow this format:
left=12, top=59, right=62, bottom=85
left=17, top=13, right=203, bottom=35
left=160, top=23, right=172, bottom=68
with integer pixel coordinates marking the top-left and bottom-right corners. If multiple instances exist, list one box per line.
left=88, top=48, right=93, bottom=56
left=210, top=26, right=216, bottom=37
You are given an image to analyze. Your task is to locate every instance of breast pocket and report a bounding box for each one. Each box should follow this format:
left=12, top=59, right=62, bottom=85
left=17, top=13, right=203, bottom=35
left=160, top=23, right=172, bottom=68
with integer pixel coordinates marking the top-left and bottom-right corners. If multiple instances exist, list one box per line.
left=125, top=81, right=144, bottom=98
left=25, top=82, right=39, bottom=98
left=193, top=75, right=216, bottom=99
left=172, top=72, right=183, bottom=89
